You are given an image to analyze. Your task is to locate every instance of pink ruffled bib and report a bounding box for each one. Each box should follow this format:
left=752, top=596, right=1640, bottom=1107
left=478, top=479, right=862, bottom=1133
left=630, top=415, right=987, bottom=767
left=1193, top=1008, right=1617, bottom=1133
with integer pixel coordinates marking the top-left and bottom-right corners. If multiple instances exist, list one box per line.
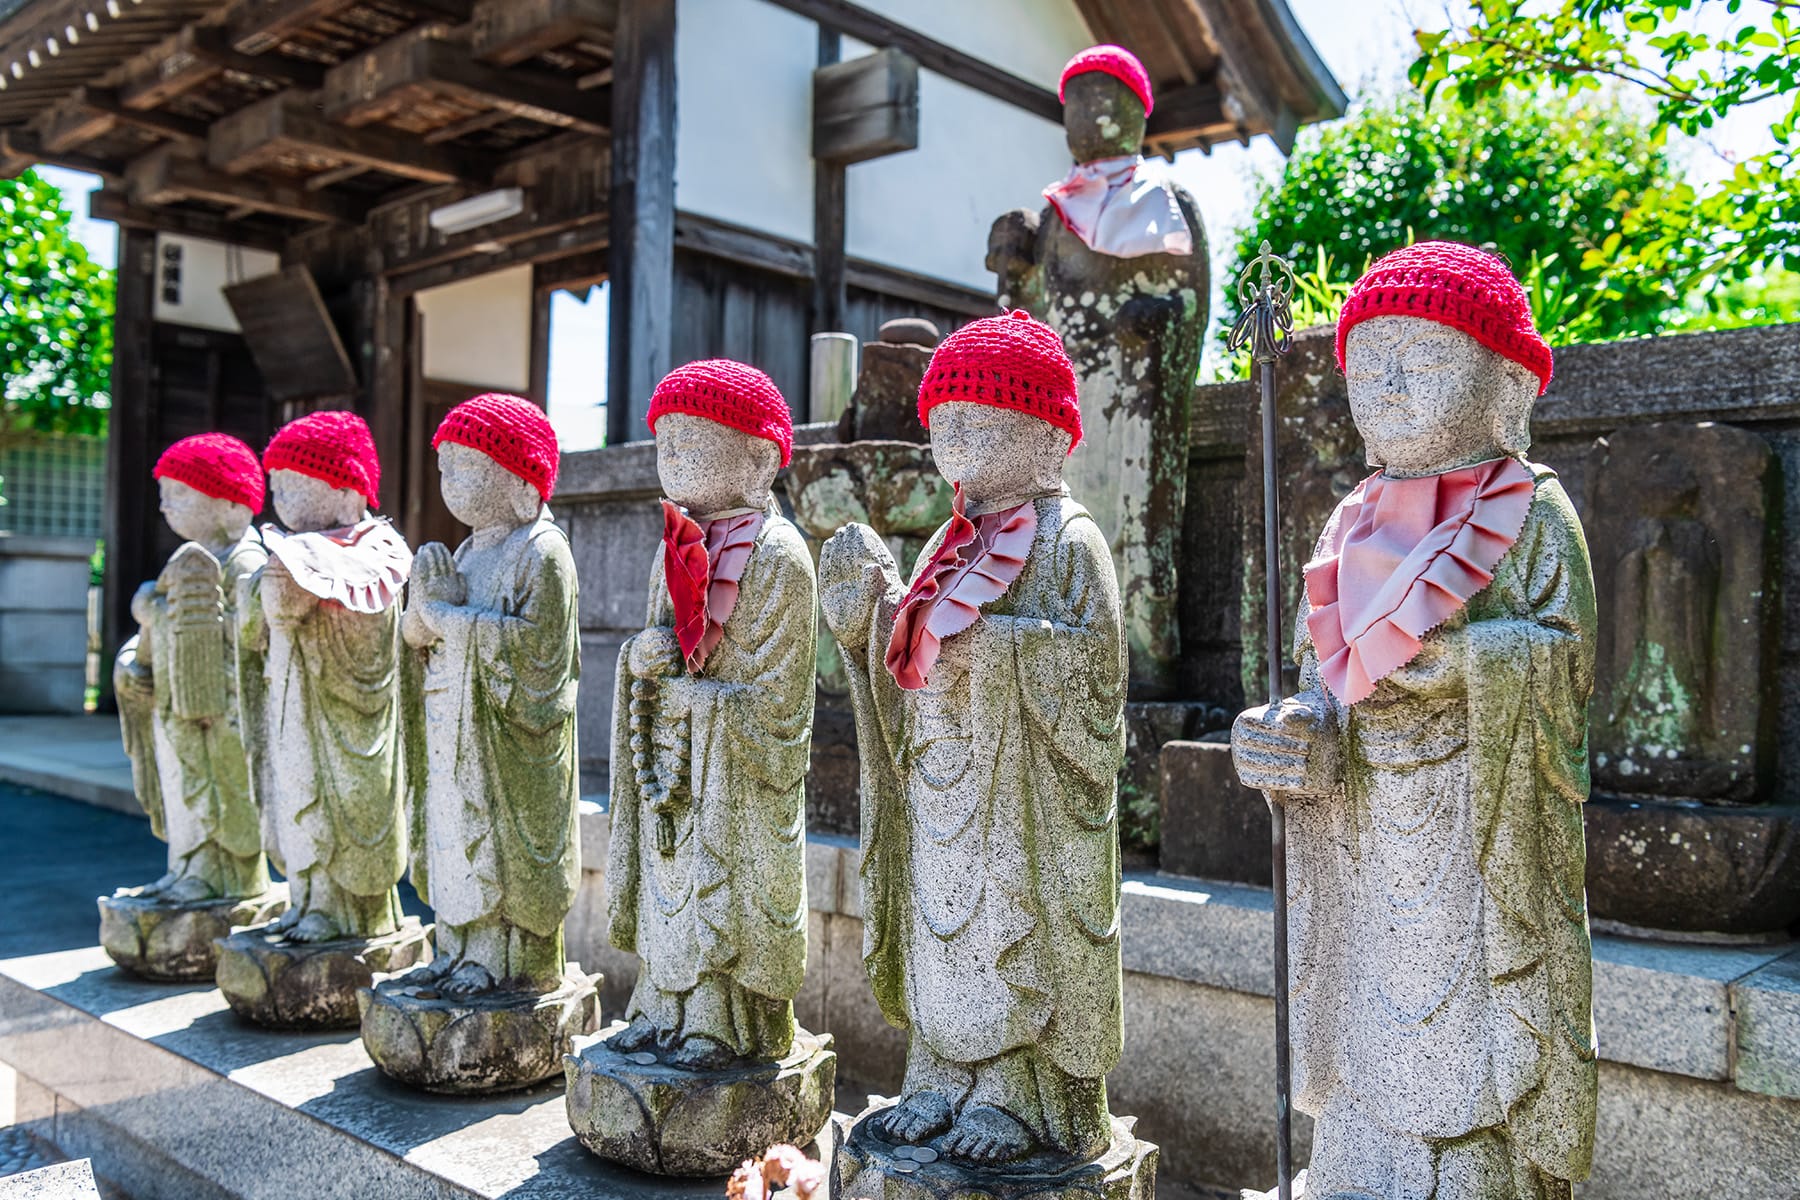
left=885, top=484, right=1037, bottom=691
left=1304, top=458, right=1536, bottom=706
left=262, top=517, right=411, bottom=614
left=1043, top=154, right=1194, bottom=259
left=661, top=500, right=762, bottom=674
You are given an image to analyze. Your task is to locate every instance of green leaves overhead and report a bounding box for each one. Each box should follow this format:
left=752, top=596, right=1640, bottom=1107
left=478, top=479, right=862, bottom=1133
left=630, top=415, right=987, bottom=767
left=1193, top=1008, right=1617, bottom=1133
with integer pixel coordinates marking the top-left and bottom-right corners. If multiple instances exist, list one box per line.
left=1, top=169, right=114, bottom=436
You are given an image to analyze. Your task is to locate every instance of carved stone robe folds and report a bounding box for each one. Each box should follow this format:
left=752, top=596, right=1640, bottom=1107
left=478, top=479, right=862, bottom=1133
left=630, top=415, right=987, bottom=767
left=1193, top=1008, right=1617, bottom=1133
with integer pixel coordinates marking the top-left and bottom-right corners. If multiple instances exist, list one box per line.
left=1292, top=466, right=1598, bottom=1197
left=117, top=532, right=270, bottom=897
left=240, top=522, right=407, bottom=937
left=409, top=513, right=581, bottom=978
left=843, top=494, right=1126, bottom=1161
left=608, top=506, right=814, bottom=1059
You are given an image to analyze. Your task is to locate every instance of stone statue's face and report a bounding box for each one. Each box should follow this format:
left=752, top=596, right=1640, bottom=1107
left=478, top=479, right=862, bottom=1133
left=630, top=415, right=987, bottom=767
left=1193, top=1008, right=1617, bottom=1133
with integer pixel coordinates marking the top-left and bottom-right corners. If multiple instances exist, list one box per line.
left=269, top=468, right=365, bottom=533
left=1345, top=316, right=1537, bottom=475
left=1063, top=72, right=1146, bottom=164
left=158, top=477, right=253, bottom=546
left=655, top=414, right=779, bottom=514
left=928, top=402, right=1070, bottom=502
left=437, top=442, right=541, bottom=530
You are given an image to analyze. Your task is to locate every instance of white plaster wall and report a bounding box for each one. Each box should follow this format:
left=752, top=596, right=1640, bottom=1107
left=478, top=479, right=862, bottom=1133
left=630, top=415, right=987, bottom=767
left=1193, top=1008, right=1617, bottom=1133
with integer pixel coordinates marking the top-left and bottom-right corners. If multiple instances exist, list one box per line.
left=150, top=234, right=280, bottom=333
left=676, top=0, right=817, bottom=245
left=674, top=0, right=1092, bottom=291
left=415, top=264, right=533, bottom=391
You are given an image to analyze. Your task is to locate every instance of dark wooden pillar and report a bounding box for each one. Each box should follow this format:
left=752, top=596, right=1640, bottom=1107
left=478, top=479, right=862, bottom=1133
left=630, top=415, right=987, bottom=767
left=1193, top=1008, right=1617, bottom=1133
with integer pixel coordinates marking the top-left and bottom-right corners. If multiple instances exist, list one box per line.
left=102, top=227, right=160, bottom=678
left=811, top=25, right=848, bottom=359
left=606, top=0, right=676, bottom=445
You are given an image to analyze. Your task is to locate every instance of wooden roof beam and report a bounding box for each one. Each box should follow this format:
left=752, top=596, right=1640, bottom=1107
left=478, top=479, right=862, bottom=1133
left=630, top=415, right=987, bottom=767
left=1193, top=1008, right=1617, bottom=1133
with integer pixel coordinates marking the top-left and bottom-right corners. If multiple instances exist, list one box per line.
left=756, top=0, right=1060, bottom=123
left=128, top=143, right=366, bottom=222
left=209, top=91, right=496, bottom=184
left=1144, top=82, right=1227, bottom=141
left=89, top=186, right=290, bottom=251
left=322, top=31, right=609, bottom=133
left=0, top=128, right=123, bottom=181
left=472, top=0, right=616, bottom=68
left=36, top=91, right=118, bottom=154
left=227, top=0, right=363, bottom=57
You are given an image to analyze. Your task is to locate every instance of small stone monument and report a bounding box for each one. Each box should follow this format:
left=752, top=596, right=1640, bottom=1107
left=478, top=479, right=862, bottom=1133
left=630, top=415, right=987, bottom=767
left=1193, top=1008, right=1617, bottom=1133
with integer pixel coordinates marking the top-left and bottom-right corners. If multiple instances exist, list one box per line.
left=1232, top=243, right=1597, bottom=1199
left=102, top=434, right=286, bottom=980
left=360, top=393, right=598, bottom=1094
left=819, top=313, right=1154, bottom=1199
left=217, top=412, right=427, bottom=1029
left=988, top=44, right=1209, bottom=699
left=565, top=361, right=833, bottom=1173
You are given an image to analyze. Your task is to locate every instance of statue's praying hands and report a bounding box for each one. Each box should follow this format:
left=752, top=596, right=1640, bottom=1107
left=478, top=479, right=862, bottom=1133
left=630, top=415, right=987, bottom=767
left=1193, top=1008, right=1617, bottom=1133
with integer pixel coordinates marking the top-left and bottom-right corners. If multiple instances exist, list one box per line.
left=403, top=541, right=465, bottom=648
left=818, top=523, right=900, bottom=656
left=1230, top=692, right=1339, bottom=798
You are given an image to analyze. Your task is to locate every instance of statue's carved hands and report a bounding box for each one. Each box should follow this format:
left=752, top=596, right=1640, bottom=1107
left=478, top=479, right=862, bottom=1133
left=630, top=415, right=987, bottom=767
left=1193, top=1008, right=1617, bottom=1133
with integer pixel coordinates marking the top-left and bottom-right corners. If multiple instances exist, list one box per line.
left=1381, top=627, right=1468, bottom=700
left=628, top=627, right=685, bottom=680
left=261, top=556, right=315, bottom=623
left=820, top=523, right=900, bottom=655
left=130, top=579, right=158, bottom=628
left=1231, top=691, right=1342, bottom=798
left=404, top=542, right=463, bottom=648
left=166, top=543, right=224, bottom=623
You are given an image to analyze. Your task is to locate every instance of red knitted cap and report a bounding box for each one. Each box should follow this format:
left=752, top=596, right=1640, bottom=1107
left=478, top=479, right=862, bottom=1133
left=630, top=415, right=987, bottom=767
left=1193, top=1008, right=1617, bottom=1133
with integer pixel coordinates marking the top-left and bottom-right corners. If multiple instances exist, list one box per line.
left=1059, top=44, right=1154, bottom=116
left=1336, top=241, right=1554, bottom=396
left=647, top=359, right=794, bottom=468
left=433, top=393, right=560, bottom=502
left=263, top=410, right=382, bottom=508
left=917, top=310, right=1082, bottom=452
left=154, top=432, right=264, bottom=512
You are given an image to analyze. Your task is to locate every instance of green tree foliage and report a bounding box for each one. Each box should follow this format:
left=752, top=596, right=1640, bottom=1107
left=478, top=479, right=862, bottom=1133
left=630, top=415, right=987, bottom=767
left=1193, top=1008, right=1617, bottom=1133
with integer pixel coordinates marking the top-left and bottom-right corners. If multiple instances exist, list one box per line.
left=1411, top=0, right=1799, bottom=294
left=1226, top=88, right=1685, bottom=350
left=2, top=169, right=114, bottom=436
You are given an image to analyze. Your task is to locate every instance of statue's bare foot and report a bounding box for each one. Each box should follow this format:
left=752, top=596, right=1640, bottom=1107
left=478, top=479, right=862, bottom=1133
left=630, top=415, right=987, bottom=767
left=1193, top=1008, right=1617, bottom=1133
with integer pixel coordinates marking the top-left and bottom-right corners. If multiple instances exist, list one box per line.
left=287, top=911, right=342, bottom=943
left=161, top=876, right=217, bottom=904
left=666, top=1036, right=736, bottom=1071
left=610, top=1018, right=660, bottom=1053
left=138, top=872, right=179, bottom=897
left=268, top=907, right=302, bottom=933
left=874, top=1091, right=952, bottom=1145
left=941, top=1106, right=1032, bottom=1166
left=439, top=962, right=495, bottom=997
left=404, top=958, right=453, bottom=985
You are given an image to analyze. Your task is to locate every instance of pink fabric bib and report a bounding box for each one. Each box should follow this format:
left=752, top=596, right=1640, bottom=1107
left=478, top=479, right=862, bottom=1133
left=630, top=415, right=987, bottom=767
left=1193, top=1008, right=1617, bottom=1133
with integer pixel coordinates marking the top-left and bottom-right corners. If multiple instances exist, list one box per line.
left=1043, top=154, right=1193, bottom=259
left=262, top=517, right=411, bottom=614
left=661, top=500, right=763, bottom=674
left=1304, top=458, right=1536, bottom=706
left=885, top=485, right=1037, bottom=691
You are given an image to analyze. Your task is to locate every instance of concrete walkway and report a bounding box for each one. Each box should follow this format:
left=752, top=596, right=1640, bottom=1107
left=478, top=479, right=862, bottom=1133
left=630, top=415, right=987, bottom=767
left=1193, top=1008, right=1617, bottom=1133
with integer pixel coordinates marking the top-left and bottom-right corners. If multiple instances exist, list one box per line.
left=0, top=717, right=135, bottom=820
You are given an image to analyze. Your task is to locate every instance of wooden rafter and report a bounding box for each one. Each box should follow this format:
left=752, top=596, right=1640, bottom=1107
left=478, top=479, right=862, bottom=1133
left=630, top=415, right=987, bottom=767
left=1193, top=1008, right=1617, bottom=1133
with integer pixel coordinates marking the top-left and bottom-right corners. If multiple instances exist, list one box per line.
left=129, top=143, right=366, bottom=222
left=471, top=0, right=615, bottom=69
left=322, top=30, right=608, bottom=134
left=90, top=186, right=290, bottom=251
left=209, top=90, right=495, bottom=184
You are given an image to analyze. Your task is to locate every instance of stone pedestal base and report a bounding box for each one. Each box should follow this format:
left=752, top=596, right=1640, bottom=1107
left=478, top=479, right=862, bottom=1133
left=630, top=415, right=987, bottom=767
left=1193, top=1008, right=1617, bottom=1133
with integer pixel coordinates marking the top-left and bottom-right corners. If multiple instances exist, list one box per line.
left=97, top=885, right=287, bottom=981
left=564, top=1024, right=836, bottom=1176
left=359, top=967, right=601, bottom=1094
left=214, top=917, right=431, bottom=1030
left=834, top=1104, right=1157, bottom=1200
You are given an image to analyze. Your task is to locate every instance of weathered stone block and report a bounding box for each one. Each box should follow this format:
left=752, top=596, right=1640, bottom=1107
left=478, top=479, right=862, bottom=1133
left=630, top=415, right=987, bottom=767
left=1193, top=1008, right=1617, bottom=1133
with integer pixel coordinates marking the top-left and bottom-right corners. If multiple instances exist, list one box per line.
left=96, top=885, right=286, bottom=982
left=834, top=1107, right=1156, bottom=1200
left=214, top=917, right=430, bottom=1029
left=564, top=1025, right=835, bottom=1176
left=1584, top=798, right=1800, bottom=938
left=0, top=1158, right=100, bottom=1199
left=360, top=967, right=602, bottom=1094
left=1734, top=951, right=1800, bottom=1099
left=1157, top=739, right=1272, bottom=885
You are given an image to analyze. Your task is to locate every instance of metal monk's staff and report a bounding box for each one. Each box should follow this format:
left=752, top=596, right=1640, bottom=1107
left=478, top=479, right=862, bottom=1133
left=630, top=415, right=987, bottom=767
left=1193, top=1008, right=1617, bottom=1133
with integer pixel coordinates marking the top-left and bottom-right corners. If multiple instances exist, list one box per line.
left=1226, top=239, right=1299, bottom=1200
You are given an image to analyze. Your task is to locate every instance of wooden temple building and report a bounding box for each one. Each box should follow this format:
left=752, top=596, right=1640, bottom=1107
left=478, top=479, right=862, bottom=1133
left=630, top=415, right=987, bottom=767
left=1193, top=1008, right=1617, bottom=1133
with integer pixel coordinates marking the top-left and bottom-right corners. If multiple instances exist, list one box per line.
left=0, top=0, right=1342, bottom=653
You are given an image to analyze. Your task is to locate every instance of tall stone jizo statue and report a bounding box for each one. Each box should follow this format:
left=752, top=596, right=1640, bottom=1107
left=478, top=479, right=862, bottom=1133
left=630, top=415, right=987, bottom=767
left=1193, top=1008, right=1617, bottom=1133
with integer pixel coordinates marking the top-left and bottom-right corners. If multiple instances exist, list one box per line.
left=821, top=313, right=1154, bottom=1197
left=362, top=393, right=599, bottom=1094
left=102, top=434, right=286, bottom=980
left=566, top=362, right=833, bottom=1175
left=217, top=412, right=427, bottom=1029
left=988, top=44, right=1208, bottom=698
left=1233, top=244, right=1598, bottom=1200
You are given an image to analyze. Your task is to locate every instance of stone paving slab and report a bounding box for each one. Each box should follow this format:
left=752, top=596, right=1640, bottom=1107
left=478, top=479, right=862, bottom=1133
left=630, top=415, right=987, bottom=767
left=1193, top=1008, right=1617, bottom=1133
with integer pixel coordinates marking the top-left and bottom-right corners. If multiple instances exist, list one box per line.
left=0, top=718, right=134, bottom=819
left=0, top=1159, right=99, bottom=1199
left=0, top=947, right=806, bottom=1199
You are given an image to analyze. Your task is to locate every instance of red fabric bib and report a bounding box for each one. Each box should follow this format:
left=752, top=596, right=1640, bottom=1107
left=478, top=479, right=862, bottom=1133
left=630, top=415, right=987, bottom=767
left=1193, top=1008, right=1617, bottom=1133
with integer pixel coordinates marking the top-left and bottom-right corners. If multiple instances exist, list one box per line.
left=885, top=484, right=1037, bottom=691
left=1304, top=457, right=1535, bottom=706
left=661, top=501, right=763, bottom=674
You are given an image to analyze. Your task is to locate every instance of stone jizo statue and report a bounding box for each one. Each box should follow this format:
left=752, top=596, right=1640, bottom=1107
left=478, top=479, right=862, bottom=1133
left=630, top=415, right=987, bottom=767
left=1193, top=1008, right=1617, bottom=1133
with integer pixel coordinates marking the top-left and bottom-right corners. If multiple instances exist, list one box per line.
left=568, top=361, right=832, bottom=1175
left=218, top=411, right=425, bottom=1028
left=103, top=434, right=284, bottom=979
left=362, top=393, right=597, bottom=1093
left=1232, top=242, right=1597, bottom=1200
left=821, top=312, right=1152, bottom=1196
left=988, top=43, right=1209, bottom=699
